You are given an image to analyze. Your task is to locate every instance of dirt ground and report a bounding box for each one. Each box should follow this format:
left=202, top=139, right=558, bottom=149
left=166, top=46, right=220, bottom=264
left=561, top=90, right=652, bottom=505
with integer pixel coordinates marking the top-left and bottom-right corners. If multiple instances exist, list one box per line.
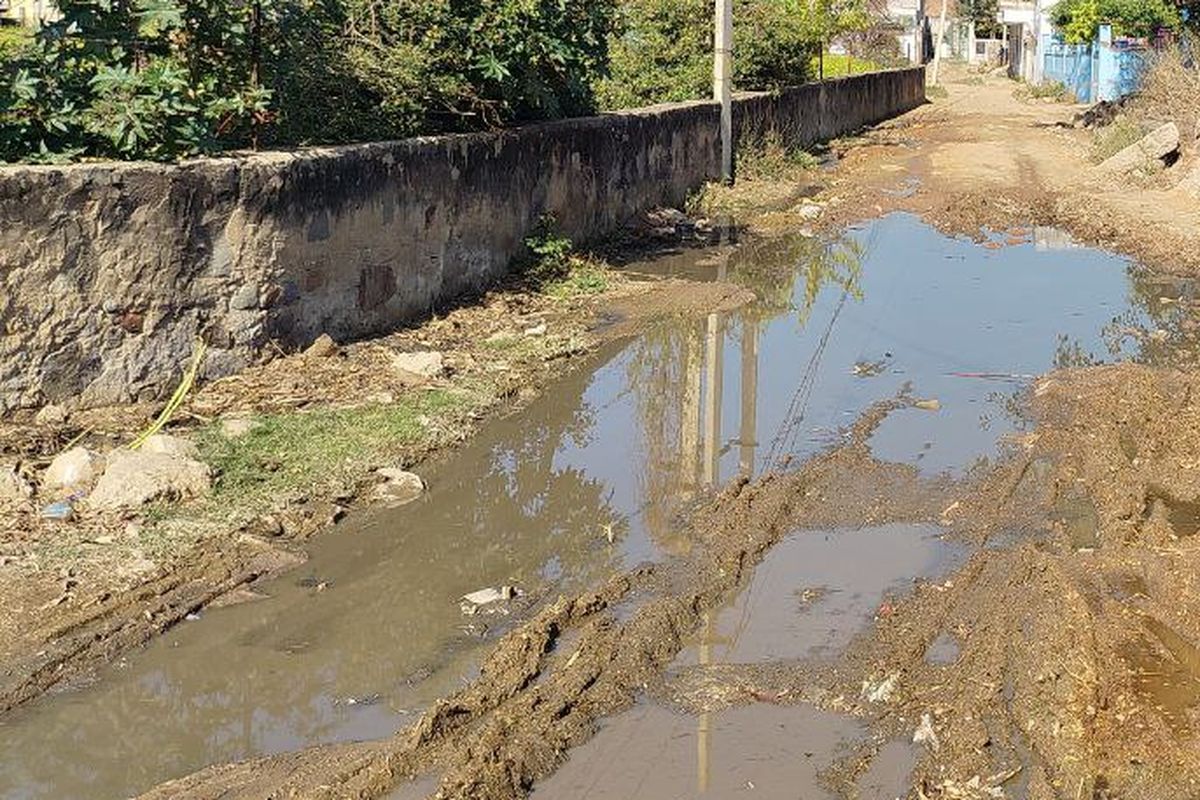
left=703, top=65, right=1200, bottom=275
left=6, top=66, right=1200, bottom=800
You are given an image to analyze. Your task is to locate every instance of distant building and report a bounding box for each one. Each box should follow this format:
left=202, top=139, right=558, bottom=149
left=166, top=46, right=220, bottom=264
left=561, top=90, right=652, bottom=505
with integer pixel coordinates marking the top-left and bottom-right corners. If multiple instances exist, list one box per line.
left=0, top=0, right=58, bottom=27
left=884, top=0, right=926, bottom=63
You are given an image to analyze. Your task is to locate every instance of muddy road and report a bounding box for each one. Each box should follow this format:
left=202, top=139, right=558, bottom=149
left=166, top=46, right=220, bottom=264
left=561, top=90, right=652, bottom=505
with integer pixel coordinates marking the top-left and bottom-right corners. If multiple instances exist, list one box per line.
left=4, top=70, right=1200, bottom=800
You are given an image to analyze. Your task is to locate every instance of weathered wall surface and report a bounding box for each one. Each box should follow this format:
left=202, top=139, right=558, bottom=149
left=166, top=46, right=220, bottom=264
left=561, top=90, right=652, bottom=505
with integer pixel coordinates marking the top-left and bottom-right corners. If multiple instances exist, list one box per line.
left=0, top=68, right=924, bottom=414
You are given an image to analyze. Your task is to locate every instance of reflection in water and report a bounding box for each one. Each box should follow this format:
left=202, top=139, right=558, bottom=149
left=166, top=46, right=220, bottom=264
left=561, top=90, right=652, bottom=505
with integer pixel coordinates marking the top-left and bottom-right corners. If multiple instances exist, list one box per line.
left=0, top=213, right=1174, bottom=800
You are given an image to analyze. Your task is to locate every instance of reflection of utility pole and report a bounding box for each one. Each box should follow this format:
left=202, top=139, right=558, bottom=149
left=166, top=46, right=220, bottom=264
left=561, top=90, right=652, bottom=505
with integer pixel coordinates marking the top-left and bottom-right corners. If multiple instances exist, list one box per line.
left=703, top=313, right=725, bottom=487
left=680, top=327, right=704, bottom=498
left=697, top=610, right=713, bottom=794
left=714, top=0, right=733, bottom=184
left=739, top=321, right=759, bottom=476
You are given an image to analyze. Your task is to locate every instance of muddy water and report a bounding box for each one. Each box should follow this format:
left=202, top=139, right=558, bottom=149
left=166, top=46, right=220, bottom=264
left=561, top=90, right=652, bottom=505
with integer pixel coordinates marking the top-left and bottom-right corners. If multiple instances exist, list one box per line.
left=536, top=524, right=954, bottom=800
left=672, top=523, right=963, bottom=666
left=0, top=214, right=1177, bottom=800
left=532, top=702, right=866, bottom=800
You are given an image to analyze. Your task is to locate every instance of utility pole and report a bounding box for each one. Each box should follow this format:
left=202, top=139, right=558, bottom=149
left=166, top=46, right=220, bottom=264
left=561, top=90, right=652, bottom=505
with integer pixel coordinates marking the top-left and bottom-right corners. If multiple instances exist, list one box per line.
left=930, top=0, right=949, bottom=84
left=714, top=0, right=733, bottom=184
left=1032, top=0, right=1044, bottom=84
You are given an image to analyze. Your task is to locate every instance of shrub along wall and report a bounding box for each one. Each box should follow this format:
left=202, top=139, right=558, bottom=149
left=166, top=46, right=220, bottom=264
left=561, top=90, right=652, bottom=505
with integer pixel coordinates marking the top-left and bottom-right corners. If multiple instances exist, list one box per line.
left=0, top=67, right=925, bottom=414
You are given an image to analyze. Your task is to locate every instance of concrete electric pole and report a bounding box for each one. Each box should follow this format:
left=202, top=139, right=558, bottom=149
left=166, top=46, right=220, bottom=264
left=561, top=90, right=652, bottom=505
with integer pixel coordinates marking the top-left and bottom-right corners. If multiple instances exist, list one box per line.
left=714, top=0, right=733, bottom=184
left=930, top=0, right=949, bottom=84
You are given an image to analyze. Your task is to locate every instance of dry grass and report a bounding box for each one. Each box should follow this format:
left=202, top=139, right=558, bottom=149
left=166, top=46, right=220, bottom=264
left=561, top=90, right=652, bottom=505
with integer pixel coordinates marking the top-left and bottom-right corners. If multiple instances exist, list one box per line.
left=1091, top=117, right=1147, bottom=163
left=1135, top=36, right=1200, bottom=155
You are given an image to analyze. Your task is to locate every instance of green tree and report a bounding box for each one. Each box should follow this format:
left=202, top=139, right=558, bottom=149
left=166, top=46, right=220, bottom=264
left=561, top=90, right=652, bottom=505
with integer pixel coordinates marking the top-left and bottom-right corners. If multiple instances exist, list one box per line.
left=1050, top=0, right=1181, bottom=42
left=962, top=0, right=1003, bottom=38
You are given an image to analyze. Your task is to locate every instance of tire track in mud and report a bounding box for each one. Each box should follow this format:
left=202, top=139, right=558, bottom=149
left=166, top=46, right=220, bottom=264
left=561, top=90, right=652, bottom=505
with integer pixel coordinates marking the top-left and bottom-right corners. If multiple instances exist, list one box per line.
left=0, top=534, right=307, bottom=716
left=137, top=395, right=966, bottom=799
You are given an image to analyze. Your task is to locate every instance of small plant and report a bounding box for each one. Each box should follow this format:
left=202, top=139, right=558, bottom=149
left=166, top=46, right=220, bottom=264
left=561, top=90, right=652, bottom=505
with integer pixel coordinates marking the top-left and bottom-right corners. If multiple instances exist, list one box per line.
left=522, top=215, right=611, bottom=298
left=524, top=215, right=575, bottom=279
left=926, top=84, right=949, bottom=100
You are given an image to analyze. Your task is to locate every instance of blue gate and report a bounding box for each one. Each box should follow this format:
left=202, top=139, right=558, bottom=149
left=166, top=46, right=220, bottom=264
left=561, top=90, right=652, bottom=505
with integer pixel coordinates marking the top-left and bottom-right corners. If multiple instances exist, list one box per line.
left=1040, top=24, right=1153, bottom=103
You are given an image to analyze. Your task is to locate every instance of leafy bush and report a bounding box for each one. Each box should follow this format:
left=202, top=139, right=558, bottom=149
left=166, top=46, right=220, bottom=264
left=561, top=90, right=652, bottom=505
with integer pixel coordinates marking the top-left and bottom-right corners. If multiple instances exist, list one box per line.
left=1050, top=0, right=1181, bottom=44
left=0, top=0, right=875, bottom=161
left=521, top=215, right=610, bottom=298
left=1, top=0, right=271, bottom=162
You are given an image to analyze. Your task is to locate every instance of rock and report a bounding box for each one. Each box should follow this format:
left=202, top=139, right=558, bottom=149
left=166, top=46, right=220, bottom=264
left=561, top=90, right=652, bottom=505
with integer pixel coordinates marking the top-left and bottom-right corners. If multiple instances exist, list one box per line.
left=373, top=469, right=425, bottom=506
left=797, top=203, right=823, bottom=221
left=219, top=415, right=260, bottom=439
left=524, top=323, right=548, bottom=337
left=1098, top=122, right=1180, bottom=174
left=305, top=333, right=339, bottom=358
left=654, top=208, right=689, bottom=225
left=34, top=404, right=68, bottom=426
left=87, top=449, right=212, bottom=511
left=245, top=514, right=284, bottom=538
left=387, top=350, right=444, bottom=381
left=43, top=447, right=102, bottom=492
left=1180, top=162, right=1200, bottom=199
left=0, top=466, right=33, bottom=502
left=140, top=434, right=201, bottom=460
left=229, top=282, right=260, bottom=311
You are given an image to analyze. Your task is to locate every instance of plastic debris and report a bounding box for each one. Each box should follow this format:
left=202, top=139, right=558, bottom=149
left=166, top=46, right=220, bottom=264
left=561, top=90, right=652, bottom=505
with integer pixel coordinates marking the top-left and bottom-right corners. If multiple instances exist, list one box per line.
left=461, top=585, right=519, bottom=615
left=913, top=712, right=940, bottom=751
left=861, top=672, right=899, bottom=703
left=40, top=501, right=74, bottom=521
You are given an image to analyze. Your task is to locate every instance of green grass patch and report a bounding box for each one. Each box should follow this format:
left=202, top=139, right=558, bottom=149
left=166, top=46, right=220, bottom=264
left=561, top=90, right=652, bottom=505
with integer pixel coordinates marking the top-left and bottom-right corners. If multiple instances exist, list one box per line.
left=811, top=53, right=880, bottom=78
left=195, top=388, right=468, bottom=507
left=926, top=84, right=949, bottom=100
left=539, top=257, right=610, bottom=298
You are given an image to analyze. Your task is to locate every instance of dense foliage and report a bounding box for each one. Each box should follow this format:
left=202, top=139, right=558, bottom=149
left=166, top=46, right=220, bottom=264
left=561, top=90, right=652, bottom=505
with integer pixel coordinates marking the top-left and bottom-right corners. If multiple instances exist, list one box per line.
left=343, top=0, right=618, bottom=132
left=1, top=0, right=871, bottom=162
left=1050, top=0, right=1181, bottom=43
left=598, top=0, right=868, bottom=110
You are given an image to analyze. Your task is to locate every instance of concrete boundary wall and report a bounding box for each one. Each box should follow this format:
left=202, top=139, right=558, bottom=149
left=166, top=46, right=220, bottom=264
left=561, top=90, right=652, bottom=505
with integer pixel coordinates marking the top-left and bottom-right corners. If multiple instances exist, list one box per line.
left=0, top=67, right=925, bottom=414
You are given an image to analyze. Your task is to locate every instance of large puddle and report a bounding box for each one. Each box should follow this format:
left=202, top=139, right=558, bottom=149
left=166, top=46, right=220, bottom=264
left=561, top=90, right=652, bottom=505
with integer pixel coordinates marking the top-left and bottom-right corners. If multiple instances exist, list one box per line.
left=0, top=214, right=1187, bottom=799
